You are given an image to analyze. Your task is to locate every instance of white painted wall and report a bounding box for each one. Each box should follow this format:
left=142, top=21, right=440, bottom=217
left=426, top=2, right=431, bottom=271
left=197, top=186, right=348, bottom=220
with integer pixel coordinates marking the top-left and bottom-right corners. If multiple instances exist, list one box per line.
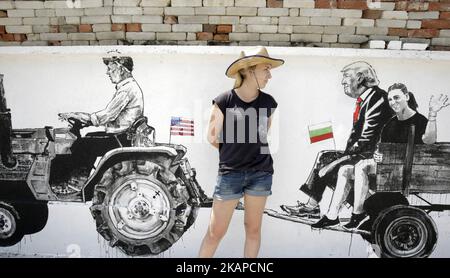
left=1, top=46, right=450, bottom=257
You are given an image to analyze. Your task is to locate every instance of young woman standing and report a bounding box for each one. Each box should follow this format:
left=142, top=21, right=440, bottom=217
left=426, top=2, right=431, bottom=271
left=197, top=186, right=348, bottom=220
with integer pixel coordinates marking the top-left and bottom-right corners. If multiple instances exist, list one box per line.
left=198, top=47, right=284, bottom=258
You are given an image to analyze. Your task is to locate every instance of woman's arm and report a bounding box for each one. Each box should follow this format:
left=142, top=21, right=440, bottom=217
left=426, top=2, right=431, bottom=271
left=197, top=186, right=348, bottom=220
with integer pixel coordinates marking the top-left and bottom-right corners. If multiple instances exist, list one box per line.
left=207, top=104, right=224, bottom=149
left=422, top=94, right=449, bottom=144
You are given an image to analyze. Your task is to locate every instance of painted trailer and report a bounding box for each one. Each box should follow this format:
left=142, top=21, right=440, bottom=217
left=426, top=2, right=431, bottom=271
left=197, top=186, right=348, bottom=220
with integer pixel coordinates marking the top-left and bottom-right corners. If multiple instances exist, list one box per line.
left=267, top=127, right=450, bottom=258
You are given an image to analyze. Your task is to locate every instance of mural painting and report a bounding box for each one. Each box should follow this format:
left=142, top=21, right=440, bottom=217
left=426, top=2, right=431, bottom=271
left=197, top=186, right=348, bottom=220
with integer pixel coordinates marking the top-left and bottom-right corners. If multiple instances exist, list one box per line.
left=1, top=47, right=450, bottom=258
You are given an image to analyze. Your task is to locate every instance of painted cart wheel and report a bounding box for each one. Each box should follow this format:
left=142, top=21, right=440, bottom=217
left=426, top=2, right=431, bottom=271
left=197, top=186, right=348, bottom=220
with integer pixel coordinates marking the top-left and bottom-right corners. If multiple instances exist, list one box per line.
left=372, top=205, right=437, bottom=258
left=90, top=159, right=198, bottom=256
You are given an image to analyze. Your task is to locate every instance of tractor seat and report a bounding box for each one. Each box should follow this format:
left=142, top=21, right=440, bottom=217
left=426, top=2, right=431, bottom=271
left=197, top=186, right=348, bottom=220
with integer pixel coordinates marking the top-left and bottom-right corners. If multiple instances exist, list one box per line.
left=128, top=116, right=149, bottom=134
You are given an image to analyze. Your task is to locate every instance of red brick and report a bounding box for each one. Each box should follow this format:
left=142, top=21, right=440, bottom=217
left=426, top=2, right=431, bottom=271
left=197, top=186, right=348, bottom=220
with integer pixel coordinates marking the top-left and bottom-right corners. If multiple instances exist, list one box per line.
left=440, top=12, right=450, bottom=19
left=0, top=26, right=5, bottom=34
left=337, top=0, right=368, bottom=10
left=362, top=10, right=382, bottom=19
left=408, top=29, right=439, bottom=38
left=0, top=10, right=7, bottom=17
left=196, top=32, right=213, bottom=40
left=79, top=24, right=92, bottom=33
left=217, top=25, right=232, bottom=34
left=164, top=15, right=178, bottom=24
left=267, top=0, right=283, bottom=8
left=1, top=34, right=15, bottom=41
left=50, top=25, right=59, bottom=33
left=407, top=2, right=429, bottom=12
left=388, top=28, right=408, bottom=37
left=214, top=34, right=229, bottom=41
left=203, top=24, right=216, bottom=33
left=395, top=1, right=408, bottom=10
left=126, top=23, right=141, bottom=32
left=112, top=24, right=125, bottom=31
left=14, top=34, right=26, bottom=42
left=315, top=0, right=337, bottom=9
left=422, top=19, right=450, bottom=29
left=429, top=3, right=450, bottom=11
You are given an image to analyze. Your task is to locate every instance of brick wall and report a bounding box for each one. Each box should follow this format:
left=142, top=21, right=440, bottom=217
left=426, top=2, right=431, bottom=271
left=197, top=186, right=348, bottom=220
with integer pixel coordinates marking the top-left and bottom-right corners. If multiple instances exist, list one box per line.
left=0, top=0, right=449, bottom=50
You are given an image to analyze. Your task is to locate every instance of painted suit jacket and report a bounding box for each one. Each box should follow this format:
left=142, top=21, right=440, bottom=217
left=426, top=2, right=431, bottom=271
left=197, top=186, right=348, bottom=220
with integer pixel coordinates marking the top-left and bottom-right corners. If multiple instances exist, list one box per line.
left=345, top=86, right=392, bottom=158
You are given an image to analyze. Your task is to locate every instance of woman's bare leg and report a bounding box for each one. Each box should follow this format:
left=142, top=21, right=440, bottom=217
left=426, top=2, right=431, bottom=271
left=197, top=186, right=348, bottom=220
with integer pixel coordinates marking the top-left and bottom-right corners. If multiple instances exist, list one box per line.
left=243, top=195, right=267, bottom=258
left=198, top=198, right=240, bottom=257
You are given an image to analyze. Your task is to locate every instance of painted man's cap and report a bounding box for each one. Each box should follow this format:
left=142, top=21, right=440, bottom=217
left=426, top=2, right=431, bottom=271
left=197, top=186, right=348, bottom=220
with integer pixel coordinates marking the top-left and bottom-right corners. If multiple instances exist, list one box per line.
left=103, top=56, right=134, bottom=72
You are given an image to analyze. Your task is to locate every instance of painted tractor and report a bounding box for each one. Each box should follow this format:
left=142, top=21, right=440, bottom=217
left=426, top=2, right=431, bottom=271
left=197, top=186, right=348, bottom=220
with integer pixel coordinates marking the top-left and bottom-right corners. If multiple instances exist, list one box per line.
left=0, top=74, right=211, bottom=256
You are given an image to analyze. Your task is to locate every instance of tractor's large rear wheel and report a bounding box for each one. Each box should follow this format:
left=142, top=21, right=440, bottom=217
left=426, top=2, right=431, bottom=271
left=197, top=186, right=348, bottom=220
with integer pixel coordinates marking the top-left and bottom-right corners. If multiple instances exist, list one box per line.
left=90, top=160, right=198, bottom=256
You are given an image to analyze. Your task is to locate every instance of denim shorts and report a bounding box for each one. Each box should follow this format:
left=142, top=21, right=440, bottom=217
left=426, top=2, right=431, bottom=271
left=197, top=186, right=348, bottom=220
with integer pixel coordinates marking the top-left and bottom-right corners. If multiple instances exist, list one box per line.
left=213, top=170, right=273, bottom=201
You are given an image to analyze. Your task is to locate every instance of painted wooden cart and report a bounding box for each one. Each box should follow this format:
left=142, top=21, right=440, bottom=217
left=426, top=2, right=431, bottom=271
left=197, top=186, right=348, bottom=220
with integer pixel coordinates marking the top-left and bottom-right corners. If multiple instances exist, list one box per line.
left=371, top=126, right=450, bottom=258
left=267, top=127, right=450, bottom=258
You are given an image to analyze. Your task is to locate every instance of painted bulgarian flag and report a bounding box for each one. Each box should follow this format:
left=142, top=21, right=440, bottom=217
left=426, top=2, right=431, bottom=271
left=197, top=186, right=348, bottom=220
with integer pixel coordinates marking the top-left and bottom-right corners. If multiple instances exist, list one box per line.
left=308, top=122, right=334, bottom=143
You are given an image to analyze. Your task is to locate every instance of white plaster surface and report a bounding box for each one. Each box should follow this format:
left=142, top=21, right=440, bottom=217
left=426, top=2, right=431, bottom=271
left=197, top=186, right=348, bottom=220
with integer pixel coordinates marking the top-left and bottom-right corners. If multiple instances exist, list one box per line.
left=1, top=46, right=450, bottom=258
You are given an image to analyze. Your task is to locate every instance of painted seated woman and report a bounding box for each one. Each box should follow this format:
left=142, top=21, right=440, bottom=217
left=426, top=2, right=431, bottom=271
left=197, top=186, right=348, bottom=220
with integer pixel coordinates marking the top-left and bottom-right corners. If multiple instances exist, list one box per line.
left=380, top=83, right=448, bottom=145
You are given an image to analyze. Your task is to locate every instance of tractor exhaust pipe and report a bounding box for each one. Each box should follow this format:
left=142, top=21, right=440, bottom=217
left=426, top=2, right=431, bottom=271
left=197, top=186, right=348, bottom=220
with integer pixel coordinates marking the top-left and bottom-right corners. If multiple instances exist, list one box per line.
left=0, top=74, right=17, bottom=168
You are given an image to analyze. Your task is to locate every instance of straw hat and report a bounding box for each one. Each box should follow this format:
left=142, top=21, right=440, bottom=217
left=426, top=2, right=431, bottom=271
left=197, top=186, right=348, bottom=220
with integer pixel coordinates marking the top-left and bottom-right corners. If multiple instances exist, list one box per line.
left=225, top=46, right=284, bottom=88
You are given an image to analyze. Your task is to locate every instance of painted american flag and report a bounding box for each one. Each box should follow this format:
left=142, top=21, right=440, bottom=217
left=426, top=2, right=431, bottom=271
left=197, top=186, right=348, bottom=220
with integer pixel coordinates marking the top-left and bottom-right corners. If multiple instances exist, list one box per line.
left=170, top=117, right=194, bottom=136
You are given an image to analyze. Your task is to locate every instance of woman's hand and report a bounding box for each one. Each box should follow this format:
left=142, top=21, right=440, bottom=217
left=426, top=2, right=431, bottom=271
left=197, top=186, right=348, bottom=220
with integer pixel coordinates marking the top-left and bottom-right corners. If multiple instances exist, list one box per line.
left=207, top=104, right=224, bottom=149
left=423, top=94, right=447, bottom=144
left=429, top=94, right=449, bottom=114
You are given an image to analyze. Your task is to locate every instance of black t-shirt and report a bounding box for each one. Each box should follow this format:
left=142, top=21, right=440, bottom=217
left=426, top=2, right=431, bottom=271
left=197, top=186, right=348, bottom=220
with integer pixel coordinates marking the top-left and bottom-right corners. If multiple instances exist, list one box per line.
left=213, top=89, right=278, bottom=175
left=381, top=113, right=428, bottom=144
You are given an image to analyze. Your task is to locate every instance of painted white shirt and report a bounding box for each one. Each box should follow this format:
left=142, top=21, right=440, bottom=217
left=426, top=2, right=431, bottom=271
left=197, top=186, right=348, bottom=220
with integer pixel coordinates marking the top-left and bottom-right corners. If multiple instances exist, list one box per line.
left=90, top=77, right=144, bottom=133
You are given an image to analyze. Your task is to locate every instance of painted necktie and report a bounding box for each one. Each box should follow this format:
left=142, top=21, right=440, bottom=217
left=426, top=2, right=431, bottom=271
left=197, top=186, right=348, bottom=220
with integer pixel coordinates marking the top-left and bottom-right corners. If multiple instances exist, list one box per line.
left=353, top=97, right=362, bottom=123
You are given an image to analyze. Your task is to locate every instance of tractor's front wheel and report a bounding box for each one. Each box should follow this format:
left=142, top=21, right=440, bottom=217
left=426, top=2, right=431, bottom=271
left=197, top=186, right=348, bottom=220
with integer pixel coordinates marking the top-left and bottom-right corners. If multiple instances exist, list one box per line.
left=0, top=201, right=24, bottom=247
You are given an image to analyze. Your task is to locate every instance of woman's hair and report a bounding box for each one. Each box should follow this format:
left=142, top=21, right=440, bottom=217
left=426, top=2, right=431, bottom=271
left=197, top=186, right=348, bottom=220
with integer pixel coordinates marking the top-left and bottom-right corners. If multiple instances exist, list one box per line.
left=387, top=83, right=419, bottom=111
left=238, top=65, right=257, bottom=79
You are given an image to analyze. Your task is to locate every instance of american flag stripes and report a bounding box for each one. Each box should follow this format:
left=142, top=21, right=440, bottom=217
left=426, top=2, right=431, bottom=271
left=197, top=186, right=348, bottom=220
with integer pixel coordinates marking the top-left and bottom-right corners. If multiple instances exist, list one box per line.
left=170, top=117, right=194, bottom=136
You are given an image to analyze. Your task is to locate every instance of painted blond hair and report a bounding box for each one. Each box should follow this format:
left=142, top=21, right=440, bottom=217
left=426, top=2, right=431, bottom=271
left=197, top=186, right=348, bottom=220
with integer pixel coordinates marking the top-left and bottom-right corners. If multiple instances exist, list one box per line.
left=341, top=61, right=379, bottom=88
